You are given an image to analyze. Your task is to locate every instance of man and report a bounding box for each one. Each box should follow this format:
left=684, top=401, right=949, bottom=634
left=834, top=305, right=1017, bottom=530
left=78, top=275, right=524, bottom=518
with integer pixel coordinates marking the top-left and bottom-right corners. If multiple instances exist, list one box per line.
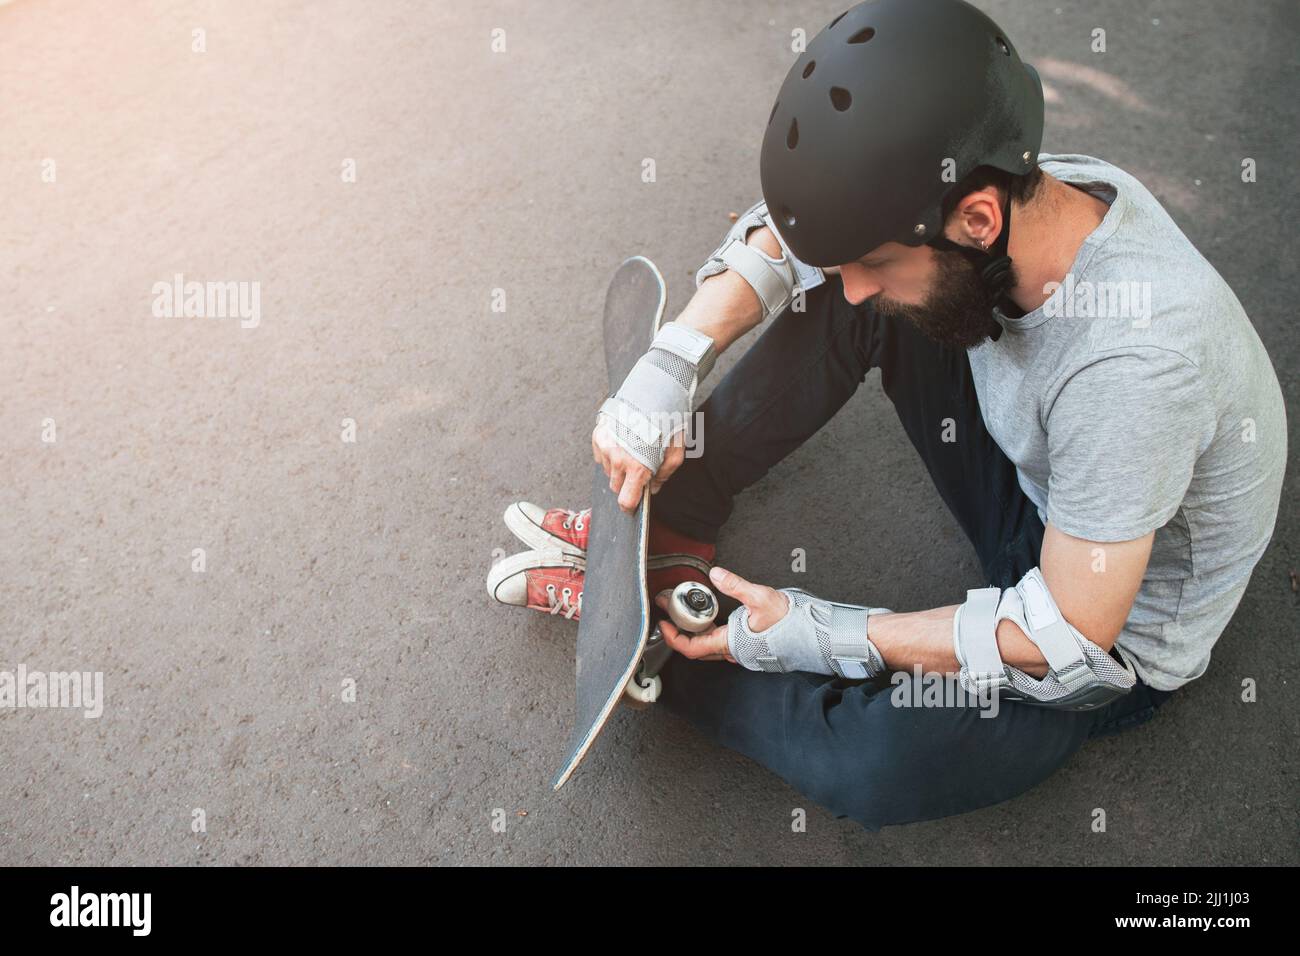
left=488, top=0, right=1285, bottom=829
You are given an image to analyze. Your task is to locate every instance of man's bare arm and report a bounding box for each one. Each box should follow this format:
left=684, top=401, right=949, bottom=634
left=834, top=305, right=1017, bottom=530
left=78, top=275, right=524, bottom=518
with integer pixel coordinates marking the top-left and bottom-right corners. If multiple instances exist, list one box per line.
left=863, top=525, right=1155, bottom=677
left=671, top=224, right=783, bottom=354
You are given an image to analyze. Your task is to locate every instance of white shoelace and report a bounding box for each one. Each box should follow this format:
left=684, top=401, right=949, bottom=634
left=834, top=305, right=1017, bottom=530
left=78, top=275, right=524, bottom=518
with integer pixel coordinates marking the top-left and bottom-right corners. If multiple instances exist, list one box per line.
left=560, top=509, right=590, bottom=533
left=545, top=584, right=582, bottom=620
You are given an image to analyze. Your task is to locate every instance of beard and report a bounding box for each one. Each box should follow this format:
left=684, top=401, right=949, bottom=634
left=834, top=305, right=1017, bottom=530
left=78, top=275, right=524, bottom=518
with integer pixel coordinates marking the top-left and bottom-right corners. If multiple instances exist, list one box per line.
left=871, top=248, right=1009, bottom=349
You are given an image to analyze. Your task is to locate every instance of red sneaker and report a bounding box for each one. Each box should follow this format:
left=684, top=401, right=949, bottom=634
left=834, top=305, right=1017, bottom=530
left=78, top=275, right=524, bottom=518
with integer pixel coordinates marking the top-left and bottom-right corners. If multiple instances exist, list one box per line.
left=503, top=502, right=589, bottom=558
left=649, top=518, right=716, bottom=566
left=504, top=501, right=716, bottom=566
left=496, top=502, right=718, bottom=625
left=486, top=549, right=585, bottom=620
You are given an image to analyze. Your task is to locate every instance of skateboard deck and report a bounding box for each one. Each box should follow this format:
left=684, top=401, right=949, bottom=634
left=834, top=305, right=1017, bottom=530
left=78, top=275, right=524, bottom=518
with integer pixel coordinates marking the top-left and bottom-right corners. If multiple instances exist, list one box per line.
left=551, top=256, right=667, bottom=790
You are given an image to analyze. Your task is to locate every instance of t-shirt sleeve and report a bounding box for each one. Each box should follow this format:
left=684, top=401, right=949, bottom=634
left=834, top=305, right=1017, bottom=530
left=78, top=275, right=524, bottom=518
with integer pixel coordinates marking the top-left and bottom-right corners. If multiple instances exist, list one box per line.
left=1044, top=348, right=1215, bottom=542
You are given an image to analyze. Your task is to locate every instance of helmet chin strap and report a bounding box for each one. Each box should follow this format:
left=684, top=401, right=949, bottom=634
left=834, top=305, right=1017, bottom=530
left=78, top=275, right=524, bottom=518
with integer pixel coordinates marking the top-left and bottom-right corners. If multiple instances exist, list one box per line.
left=926, top=194, right=1016, bottom=306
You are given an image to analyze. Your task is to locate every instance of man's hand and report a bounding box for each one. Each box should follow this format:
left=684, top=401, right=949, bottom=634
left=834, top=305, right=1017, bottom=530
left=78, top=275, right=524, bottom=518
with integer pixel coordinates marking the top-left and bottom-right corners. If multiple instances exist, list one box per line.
left=656, top=566, right=789, bottom=663
left=591, top=423, right=686, bottom=512
left=591, top=216, right=790, bottom=513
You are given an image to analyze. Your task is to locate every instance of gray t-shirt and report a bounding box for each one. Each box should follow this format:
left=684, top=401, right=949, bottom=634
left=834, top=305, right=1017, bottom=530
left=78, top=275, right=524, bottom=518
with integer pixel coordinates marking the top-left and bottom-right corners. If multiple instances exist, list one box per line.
left=968, top=153, right=1286, bottom=691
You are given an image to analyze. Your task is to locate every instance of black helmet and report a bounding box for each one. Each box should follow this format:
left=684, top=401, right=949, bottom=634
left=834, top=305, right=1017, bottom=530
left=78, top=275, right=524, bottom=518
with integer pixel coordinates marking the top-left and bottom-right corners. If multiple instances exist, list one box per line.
left=759, top=0, right=1044, bottom=268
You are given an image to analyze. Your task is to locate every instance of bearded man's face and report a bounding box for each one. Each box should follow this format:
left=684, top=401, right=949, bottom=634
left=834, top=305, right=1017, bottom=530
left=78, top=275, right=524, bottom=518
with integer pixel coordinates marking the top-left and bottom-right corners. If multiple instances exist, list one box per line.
left=869, top=247, right=1005, bottom=349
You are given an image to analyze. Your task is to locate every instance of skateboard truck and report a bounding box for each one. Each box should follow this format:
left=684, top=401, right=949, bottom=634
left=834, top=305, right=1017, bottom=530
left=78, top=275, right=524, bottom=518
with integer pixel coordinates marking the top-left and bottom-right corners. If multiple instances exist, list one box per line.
left=624, top=581, right=718, bottom=704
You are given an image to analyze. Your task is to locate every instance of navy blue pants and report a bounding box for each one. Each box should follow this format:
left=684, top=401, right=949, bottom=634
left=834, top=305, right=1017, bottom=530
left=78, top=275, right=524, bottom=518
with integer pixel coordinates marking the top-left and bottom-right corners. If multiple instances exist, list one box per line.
left=655, top=277, right=1173, bottom=831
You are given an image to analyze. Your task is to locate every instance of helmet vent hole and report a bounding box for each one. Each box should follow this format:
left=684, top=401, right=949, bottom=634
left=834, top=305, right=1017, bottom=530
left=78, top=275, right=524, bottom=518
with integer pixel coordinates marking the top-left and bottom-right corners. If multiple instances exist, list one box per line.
left=995, top=36, right=1010, bottom=55
left=848, top=26, right=875, bottom=44
left=780, top=207, right=797, bottom=229
left=802, top=60, right=816, bottom=79
left=829, top=87, right=851, bottom=111
left=786, top=119, right=799, bottom=149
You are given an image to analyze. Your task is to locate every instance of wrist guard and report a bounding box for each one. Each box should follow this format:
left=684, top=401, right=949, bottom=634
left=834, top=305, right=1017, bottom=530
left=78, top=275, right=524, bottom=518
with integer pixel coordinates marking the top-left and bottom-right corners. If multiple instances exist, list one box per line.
left=597, top=322, right=716, bottom=473
left=728, top=588, right=891, bottom=679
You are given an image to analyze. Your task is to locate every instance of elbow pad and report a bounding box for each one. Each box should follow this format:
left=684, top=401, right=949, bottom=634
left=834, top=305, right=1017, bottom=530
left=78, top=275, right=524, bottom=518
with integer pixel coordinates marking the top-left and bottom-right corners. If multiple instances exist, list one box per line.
left=953, top=568, right=1136, bottom=710
left=696, top=200, right=826, bottom=323
left=728, top=588, right=891, bottom=679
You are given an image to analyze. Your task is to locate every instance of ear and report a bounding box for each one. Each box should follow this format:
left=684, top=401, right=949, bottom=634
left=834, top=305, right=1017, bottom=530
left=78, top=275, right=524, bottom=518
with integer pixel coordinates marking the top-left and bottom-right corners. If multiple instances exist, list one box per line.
left=950, top=187, right=1004, bottom=248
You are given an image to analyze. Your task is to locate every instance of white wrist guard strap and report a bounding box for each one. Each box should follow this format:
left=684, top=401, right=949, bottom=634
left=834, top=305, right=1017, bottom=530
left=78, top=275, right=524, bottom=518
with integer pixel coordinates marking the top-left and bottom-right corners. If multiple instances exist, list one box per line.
left=598, top=322, right=716, bottom=473
left=953, top=568, right=1136, bottom=710
left=696, top=200, right=826, bottom=322
left=728, top=588, right=891, bottom=679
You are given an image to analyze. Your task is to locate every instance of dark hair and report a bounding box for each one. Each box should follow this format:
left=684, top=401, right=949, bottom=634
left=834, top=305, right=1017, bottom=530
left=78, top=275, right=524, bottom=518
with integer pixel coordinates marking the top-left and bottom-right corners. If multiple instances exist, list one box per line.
left=940, top=163, right=1044, bottom=224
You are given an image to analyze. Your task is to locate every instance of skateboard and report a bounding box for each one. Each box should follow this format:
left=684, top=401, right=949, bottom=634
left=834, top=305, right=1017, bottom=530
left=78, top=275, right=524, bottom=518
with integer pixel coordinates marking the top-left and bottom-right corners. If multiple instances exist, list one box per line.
left=550, top=256, right=668, bottom=791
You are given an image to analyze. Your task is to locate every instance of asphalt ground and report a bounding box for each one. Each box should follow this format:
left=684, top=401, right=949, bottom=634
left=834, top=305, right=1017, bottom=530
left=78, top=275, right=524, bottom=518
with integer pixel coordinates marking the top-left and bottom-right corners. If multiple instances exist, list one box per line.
left=1, top=0, right=1295, bottom=864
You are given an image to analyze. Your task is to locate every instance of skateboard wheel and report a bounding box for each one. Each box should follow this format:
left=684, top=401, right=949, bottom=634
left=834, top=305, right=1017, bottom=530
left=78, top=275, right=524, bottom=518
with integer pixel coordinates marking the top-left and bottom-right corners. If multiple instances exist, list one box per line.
left=623, top=673, right=661, bottom=704
left=667, top=581, right=718, bottom=633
